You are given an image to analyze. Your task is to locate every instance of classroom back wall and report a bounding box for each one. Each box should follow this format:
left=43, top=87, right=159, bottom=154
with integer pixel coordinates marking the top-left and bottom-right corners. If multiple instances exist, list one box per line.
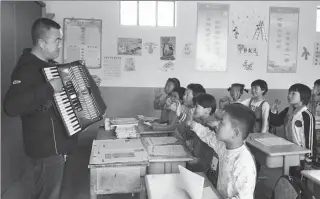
left=45, top=1, right=320, bottom=118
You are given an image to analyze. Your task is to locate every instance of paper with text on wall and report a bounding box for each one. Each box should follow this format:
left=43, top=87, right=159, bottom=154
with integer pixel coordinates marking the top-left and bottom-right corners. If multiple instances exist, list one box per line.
left=178, top=165, right=204, bottom=199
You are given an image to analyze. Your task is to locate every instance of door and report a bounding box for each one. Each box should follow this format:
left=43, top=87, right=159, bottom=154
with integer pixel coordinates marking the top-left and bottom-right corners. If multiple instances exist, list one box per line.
left=1, top=1, right=43, bottom=195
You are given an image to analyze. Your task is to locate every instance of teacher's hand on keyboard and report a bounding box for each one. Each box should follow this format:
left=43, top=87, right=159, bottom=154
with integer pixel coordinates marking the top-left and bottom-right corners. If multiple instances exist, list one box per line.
left=49, top=78, right=63, bottom=93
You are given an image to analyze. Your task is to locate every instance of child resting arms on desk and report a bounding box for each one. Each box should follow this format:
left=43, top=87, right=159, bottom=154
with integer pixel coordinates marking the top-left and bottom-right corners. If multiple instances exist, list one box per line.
left=154, top=78, right=180, bottom=124
left=176, top=102, right=257, bottom=199
left=151, top=87, right=186, bottom=131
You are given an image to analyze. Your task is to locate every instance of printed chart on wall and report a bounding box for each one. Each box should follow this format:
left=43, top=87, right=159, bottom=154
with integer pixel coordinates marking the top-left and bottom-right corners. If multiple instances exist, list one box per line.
left=88, top=56, right=122, bottom=87
left=314, top=42, right=320, bottom=66
left=267, top=7, right=299, bottom=73
left=63, top=18, right=102, bottom=69
left=195, top=3, right=229, bottom=72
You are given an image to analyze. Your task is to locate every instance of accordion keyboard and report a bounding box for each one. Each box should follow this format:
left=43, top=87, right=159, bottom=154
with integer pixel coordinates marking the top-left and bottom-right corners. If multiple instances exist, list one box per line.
left=43, top=62, right=104, bottom=136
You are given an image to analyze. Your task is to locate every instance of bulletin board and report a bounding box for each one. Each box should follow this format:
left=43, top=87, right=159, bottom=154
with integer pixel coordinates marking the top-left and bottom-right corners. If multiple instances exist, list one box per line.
left=62, top=18, right=102, bottom=69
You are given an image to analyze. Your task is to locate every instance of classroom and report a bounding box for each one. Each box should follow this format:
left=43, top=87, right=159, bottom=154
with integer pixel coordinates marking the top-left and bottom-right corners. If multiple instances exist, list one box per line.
left=1, top=1, right=320, bottom=199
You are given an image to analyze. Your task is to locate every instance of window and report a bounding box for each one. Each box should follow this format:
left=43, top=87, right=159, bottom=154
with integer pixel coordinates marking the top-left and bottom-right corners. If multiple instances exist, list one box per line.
left=120, top=1, right=176, bottom=27
left=317, top=6, right=320, bottom=32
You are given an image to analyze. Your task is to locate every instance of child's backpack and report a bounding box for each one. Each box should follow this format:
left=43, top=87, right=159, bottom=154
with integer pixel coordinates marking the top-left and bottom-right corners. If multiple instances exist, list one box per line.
left=271, top=175, right=315, bottom=199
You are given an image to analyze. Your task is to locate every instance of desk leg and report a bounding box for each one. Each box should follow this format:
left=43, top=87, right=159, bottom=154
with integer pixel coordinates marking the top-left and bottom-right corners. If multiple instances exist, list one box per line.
left=314, top=183, right=320, bottom=198
left=90, top=168, right=97, bottom=199
left=283, top=155, right=296, bottom=176
left=140, top=177, right=147, bottom=199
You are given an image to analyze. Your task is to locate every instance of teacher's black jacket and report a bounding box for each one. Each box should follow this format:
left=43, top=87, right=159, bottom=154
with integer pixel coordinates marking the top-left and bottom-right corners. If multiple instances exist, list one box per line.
left=3, top=49, right=79, bottom=158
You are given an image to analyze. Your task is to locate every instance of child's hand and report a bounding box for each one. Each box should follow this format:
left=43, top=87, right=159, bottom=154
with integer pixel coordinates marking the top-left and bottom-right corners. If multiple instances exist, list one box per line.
left=164, top=97, right=172, bottom=109
left=313, top=85, right=320, bottom=96
left=102, top=111, right=108, bottom=119
left=271, top=99, right=281, bottom=113
left=154, top=88, right=163, bottom=99
left=175, top=100, right=182, bottom=116
left=186, top=108, right=195, bottom=127
left=219, top=96, right=230, bottom=110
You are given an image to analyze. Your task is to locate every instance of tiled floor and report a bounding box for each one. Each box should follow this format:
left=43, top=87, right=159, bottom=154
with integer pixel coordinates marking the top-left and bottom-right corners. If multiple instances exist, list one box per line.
left=3, top=128, right=283, bottom=199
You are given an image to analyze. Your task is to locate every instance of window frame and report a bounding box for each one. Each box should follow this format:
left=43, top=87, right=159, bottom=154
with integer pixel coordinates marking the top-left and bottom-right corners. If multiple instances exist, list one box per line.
left=119, top=1, right=177, bottom=27
left=317, top=6, right=320, bottom=32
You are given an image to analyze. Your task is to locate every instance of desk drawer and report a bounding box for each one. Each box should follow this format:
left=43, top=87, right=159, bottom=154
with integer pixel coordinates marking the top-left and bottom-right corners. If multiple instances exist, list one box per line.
left=140, top=133, right=172, bottom=137
left=147, top=161, right=186, bottom=174
left=247, top=145, right=300, bottom=168
left=90, top=166, right=147, bottom=194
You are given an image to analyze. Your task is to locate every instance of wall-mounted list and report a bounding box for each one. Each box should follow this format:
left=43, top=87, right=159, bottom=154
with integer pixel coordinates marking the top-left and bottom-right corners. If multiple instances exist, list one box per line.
left=63, top=18, right=102, bottom=69
left=267, top=7, right=299, bottom=73
left=195, top=3, right=229, bottom=72
left=314, top=42, right=320, bottom=66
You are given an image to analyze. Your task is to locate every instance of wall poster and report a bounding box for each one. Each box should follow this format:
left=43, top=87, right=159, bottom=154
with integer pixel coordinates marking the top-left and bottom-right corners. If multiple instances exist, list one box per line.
left=63, top=18, right=102, bottom=69
left=195, top=3, right=229, bottom=72
left=267, top=7, right=299, bottom=73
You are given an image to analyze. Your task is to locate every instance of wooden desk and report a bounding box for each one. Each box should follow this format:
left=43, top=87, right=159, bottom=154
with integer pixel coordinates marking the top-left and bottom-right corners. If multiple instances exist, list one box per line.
left=246, top=133, right=311, bottom=175
left=145, top=172, right=222, bottom=199
left=301, top=170, right=320, bottom=198
left=141, top=136, right=194, bottom=174
left=88, top=139, right=149, bottom=199
left=301, top=170, right=320, bottom=185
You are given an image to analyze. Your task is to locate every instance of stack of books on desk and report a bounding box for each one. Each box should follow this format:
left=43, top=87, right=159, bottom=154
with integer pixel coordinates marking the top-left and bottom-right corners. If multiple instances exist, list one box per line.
left=141, top=137, right=189, bottom=157
left=115, top=125, right=139, bottom=139
left=110, top=118, right=140, bottom=139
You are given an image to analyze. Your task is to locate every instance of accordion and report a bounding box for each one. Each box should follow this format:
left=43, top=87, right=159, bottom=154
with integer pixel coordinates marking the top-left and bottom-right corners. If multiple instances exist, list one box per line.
left=43, top=60, right=106, bottom=136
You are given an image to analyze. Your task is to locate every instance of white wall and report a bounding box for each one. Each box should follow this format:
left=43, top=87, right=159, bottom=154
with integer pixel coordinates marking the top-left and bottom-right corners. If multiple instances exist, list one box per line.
left=46, top=1, right=320, bottom=89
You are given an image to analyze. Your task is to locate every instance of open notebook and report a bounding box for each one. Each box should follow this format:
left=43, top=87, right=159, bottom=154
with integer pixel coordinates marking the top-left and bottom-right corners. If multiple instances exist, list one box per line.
left=179, top=166, right=205, bottom=199
left=145, top=166, right=221, bottom=199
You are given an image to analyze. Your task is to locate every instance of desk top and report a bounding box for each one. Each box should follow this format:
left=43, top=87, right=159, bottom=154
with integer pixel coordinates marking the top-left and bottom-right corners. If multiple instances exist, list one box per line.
left=301, top=170, right=320, bottom=185
left=88, top=139, right=149, bottom=168
left=246, top=133, right=311, bottom=156
left=95, top=129, right=194, bottom=163
left=145, top=172, right=222, bottom=199
left=138, top=122, right=174, bottom=135
left=141, top=136, right=194, bottom=162
left=97, top=123, right=173, bottom=139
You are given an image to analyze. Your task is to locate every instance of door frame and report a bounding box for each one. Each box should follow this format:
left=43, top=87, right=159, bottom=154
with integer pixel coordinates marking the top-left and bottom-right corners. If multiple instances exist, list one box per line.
left=35, top=1, right=46, bottom=17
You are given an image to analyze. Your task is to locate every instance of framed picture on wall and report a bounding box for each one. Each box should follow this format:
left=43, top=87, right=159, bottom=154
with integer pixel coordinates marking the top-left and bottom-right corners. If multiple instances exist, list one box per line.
left=160, top=36, right=176, bottom=60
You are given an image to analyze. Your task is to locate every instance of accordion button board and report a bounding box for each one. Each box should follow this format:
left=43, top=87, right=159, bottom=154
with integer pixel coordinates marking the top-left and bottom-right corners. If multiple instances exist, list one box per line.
left=43, top=61, right=106, bottom=136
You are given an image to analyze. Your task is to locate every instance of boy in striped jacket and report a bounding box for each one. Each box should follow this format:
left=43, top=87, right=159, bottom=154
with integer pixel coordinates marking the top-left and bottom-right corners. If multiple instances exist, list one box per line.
left=270, top=83, right=315, bottom=176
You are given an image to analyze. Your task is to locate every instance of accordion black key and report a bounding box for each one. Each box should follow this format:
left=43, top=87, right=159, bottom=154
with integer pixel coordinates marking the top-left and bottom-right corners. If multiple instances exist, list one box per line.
left=43, top=60, right=106, bottom=136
